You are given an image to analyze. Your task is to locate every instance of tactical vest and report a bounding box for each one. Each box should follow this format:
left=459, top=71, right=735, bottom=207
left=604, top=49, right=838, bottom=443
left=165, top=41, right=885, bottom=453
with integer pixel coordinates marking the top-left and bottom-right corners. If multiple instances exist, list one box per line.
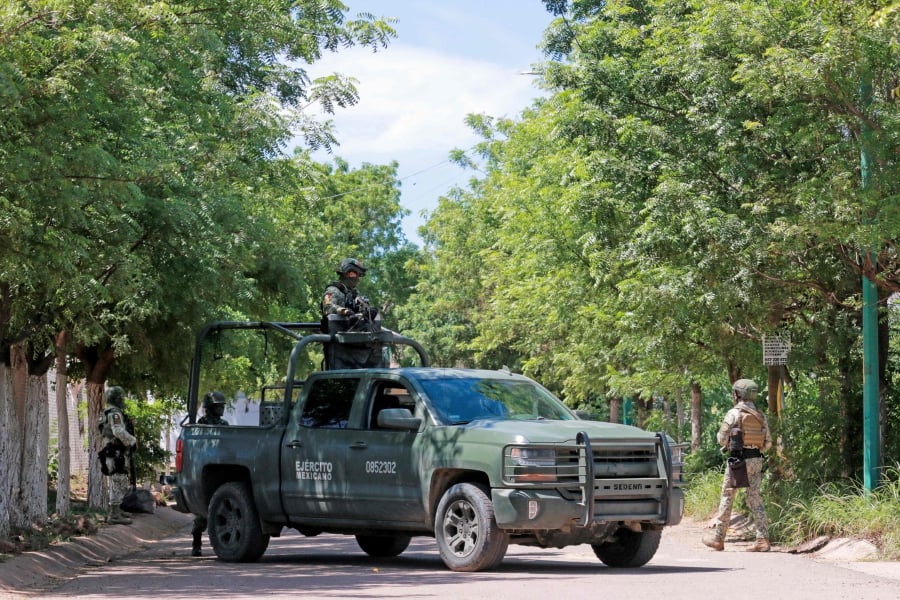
left=321, top=281, right=357, bottom=314
left=738, top=407, right=766, bottom=448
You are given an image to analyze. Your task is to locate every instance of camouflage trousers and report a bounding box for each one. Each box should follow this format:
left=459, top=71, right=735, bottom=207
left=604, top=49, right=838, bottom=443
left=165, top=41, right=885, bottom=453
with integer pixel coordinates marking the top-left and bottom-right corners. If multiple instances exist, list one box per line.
left=107, top=472, right=132, bottom=510
left=712, top=456, right=769, bottom=540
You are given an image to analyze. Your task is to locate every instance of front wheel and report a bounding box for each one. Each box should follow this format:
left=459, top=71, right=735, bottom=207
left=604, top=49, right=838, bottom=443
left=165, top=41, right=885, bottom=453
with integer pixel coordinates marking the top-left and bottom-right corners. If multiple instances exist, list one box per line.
left=591, top=528, right=661, bottom=568
left=435, top=483, right=509, bottom=572
left=356, top=534, right=411, bottom=557
left=207, top=482, right=270, bottom=562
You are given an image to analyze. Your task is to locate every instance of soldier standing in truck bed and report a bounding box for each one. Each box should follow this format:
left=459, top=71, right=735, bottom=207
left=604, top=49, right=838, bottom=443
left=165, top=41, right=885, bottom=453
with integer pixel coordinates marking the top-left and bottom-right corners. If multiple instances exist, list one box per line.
left=322, top=257, right=367, bottom=318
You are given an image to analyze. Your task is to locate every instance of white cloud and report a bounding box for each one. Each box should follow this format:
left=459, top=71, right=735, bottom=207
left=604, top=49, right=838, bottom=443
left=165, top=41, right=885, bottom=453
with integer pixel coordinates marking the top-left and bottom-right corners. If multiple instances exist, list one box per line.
left=310, top=43, right=540, bottom=163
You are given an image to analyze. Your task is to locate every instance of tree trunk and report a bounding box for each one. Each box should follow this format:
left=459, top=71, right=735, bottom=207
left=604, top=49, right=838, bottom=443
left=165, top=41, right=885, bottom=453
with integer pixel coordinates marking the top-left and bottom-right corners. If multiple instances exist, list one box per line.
left=0, top=360, right=19, bottom=538
left=21, top=372, right=49, bottom=525
left=609, top=397, right=620, bottom=423
left=9, top=344, right=28, bottom=528
left=661, top=396, right=670, bottom=434
left=726, top=361, right=741, bottom=385
left=75, top=344, right=116, bottom=508
left=690, top=380, right=702, bottom=452
left=675, top=391, right=684, bottom=443
left=86, top=381, right=107, bottom=508
left=12, top=342, right=55, bottom=527
left=766, top=365, right=782, bottom=415
left=55, top=331, right=71, bottom=516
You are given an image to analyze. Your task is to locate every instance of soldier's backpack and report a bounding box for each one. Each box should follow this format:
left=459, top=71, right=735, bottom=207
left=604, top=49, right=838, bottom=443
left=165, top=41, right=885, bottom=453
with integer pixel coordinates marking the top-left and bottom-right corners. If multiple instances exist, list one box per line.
left=98, top=442, right=128, bottom=476
left=737, top=406, right=766, bottom=448
left=97, top=408, right=135, bottom=475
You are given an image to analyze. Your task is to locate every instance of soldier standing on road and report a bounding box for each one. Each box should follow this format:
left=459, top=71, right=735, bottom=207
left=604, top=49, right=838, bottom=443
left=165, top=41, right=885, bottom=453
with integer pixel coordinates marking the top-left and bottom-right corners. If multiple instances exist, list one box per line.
left=191, top=391, right=229, bottom=557
left=98, top=386, right=138, bottom=525
left=703, top=378, right=773, bottom=552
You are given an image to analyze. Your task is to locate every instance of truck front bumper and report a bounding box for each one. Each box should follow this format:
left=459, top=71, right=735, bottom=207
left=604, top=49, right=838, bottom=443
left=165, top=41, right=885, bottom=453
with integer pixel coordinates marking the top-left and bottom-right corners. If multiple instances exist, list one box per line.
left=491, top=486, right=683, bottom=530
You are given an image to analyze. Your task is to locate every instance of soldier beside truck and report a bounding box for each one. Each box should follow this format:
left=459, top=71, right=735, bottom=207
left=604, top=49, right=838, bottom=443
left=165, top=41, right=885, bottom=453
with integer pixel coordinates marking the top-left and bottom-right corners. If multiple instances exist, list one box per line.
left=171, top=313, right=684, bottom=572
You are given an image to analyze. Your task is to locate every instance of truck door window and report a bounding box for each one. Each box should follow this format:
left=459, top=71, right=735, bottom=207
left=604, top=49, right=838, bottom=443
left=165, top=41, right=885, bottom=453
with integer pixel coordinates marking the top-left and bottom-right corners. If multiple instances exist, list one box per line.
left=368, top=385, right=415, bottom=429
left=300, top=378, right=358, bottom=429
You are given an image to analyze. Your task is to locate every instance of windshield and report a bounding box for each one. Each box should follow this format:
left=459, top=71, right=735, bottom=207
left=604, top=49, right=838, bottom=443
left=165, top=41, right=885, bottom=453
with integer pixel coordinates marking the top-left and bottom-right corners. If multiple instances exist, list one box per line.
left=419, top=377, right=575, bottom=425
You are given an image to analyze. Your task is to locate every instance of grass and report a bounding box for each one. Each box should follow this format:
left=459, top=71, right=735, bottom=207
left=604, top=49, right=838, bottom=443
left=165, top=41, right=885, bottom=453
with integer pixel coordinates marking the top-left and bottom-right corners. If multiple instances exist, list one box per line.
left=684, top=463, right=900, bottom=559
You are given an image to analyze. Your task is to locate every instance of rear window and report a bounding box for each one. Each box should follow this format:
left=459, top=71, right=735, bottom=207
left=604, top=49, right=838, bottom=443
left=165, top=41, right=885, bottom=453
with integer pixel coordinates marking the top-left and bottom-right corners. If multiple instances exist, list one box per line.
left=300, top=378, right=358, bottom=428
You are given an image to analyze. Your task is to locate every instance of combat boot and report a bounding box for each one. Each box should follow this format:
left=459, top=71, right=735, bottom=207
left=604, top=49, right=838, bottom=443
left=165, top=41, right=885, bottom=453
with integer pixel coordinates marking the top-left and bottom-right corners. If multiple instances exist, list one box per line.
left=192, top=532, right=202, bottom=557
left=747, top=538, right=770, bottom=552
left=702, top=533, right=724, bottom=551
left=108, top=506, right=133, bottom=525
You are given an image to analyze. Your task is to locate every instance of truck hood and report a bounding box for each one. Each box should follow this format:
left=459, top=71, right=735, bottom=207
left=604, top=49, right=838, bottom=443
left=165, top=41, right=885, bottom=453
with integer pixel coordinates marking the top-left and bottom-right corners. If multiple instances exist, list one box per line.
left=454, top=417, right=657, bottom=444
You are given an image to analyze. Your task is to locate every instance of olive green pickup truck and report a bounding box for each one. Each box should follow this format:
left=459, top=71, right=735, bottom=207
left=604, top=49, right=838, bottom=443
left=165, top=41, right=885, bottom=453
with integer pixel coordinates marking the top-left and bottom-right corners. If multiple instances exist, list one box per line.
left=172, top=321, right=684, bottom=572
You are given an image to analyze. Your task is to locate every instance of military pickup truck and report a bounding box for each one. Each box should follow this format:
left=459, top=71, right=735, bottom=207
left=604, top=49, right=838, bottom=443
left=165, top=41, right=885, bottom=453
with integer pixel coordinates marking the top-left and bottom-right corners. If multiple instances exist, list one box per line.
left=172, top=321, right=684, bottom=572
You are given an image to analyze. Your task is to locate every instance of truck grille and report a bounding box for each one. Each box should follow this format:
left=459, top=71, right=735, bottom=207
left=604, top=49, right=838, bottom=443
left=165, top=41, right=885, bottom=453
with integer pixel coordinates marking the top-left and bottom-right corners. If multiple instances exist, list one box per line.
left=503, top=437, right=671, bottom=522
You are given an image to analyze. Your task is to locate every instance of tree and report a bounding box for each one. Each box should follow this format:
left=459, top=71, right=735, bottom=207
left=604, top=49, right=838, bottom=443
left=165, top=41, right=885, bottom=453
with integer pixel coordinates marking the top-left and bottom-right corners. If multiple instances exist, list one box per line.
left=0, top=0, right=397, bottom=530
left=410, top=0, right=898, bottom=478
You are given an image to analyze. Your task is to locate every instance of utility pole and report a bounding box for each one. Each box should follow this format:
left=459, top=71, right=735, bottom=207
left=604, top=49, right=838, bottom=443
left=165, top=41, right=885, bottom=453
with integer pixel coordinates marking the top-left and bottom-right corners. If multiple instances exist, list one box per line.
left=859, top=75, right=881, bottom=492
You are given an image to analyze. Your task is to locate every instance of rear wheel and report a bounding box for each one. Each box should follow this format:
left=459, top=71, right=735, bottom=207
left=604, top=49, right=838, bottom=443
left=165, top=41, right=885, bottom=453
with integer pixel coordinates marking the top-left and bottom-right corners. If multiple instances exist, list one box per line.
left=207, top=482, right=270, bottom=562
left=356, top=534, right=411, bottom=557
left=435, top=483, right=508, bottom=572
left=591, top=528, right=661, bottom=568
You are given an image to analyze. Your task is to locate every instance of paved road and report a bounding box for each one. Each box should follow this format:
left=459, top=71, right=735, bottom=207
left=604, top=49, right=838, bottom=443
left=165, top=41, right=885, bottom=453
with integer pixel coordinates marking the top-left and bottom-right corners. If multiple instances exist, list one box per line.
left=2, top=509, right=898, bottom=600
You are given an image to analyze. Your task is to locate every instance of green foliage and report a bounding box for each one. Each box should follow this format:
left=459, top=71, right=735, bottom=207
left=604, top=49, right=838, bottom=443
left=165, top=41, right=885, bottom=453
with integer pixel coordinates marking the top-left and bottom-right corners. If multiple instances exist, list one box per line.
left=408, top=0, right=898, bottom=495
left=767, top=465, right=900, bottom=558
left=683, top=468, right=725, bottom=520
left=686, top=463, right=900, bottom=558
left=125, top=396, right=181, bottom=483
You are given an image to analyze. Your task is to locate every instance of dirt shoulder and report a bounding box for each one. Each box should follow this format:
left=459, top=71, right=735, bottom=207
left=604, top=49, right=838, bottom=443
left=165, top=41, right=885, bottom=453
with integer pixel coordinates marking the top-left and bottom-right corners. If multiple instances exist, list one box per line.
left=0, top=507, right=192, bottom=598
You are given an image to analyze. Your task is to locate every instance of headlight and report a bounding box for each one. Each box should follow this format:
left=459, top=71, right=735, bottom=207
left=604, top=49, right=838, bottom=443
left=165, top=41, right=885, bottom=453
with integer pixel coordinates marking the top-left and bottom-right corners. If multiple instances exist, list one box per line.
left=506, top=447, right=557, bottom=483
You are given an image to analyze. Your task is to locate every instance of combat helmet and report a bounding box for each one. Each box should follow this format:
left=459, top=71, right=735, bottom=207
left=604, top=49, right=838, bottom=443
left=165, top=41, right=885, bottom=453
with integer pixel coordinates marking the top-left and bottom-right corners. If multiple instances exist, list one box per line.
left=105, top=386, right=126, bottom=409
left=336, top=257, right=367, bottom=277
left=203, top=390, right=226, bottom=417
left=732, top=379, right=759, bottom=402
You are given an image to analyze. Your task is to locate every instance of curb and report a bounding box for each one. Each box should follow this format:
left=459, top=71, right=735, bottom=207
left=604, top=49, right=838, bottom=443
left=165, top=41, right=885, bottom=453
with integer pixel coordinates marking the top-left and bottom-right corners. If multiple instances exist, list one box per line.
left=0, top=507, right=193, bottom=597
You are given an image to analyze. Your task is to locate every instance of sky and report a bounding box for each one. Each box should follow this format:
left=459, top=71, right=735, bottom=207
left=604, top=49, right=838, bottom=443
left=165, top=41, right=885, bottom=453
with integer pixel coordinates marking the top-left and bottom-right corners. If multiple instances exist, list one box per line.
left=308, top=1, right=554, bottom=246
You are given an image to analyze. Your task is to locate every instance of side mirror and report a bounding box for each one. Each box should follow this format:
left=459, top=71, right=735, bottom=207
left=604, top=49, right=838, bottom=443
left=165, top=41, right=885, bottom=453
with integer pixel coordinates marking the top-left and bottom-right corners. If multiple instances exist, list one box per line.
left=377, top=408, right=422, bottom=431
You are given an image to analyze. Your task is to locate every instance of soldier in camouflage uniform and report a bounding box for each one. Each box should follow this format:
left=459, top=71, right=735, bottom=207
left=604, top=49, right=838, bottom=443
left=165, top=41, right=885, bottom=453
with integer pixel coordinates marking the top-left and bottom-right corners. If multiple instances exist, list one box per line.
left=191, top=391, right=228, bottom=556
left=703, top=379, right=773, bottom=552
left=320, top=258, right=382, bottom=368
left=322, top=257, right=367, bottom=317
left=99, top=386, right=138, bottom=525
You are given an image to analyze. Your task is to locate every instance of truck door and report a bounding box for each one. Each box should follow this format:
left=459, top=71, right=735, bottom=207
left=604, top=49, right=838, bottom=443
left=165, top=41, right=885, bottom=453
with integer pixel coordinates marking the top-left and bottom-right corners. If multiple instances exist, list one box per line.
left=280, top=376, right=361, bottom=519
left=343, top=380, right=426, bottom=524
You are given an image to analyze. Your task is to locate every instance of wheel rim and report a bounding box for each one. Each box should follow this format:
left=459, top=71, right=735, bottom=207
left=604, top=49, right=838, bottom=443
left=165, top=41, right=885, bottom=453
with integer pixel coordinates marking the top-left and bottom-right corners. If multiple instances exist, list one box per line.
left=442, top=498, right=480, bottom=558
left=214, top=497, right=243, bottom=547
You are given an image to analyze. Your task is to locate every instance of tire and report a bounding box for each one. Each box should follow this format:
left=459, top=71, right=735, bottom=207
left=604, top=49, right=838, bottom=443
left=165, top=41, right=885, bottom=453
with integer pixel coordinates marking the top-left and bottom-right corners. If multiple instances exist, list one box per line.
left=355, top=534, right=412, bottom=557
left=207, top=482, right=270, bottom=562
left=591, top=528, right=661, bottom=568
left=434, top=483, right=509, bottom=572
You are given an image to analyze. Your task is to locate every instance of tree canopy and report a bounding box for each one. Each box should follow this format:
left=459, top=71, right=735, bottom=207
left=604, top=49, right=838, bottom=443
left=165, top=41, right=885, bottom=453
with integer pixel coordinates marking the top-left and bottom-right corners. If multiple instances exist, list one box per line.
left=401, top=0, right=899, bottom=479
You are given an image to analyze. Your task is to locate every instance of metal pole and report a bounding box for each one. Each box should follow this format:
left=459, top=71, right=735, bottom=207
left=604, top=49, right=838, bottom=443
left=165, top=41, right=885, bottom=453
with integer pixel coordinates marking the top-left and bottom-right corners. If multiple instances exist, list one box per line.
left=859, top=75, right=881, bottom=492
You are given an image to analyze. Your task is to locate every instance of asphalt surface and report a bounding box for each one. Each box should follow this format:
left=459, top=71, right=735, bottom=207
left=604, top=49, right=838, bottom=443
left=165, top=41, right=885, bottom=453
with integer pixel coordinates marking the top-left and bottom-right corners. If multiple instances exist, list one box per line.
left=1, top=507, right=898, bottom=598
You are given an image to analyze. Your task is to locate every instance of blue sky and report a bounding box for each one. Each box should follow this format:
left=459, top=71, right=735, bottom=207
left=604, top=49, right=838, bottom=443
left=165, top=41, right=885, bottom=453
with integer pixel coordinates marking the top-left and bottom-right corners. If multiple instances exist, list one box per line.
left=308, top=1, right=554, bottom=246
